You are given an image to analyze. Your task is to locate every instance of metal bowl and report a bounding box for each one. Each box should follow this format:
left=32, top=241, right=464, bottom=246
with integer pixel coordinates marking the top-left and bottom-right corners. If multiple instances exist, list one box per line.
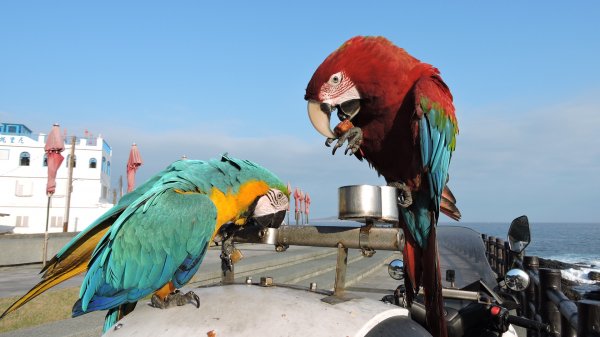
left=379, top=186, right=399, bottom=223
left=338, top=185, right=382, bottom=221
left=338, top=185, right=400, bottom=223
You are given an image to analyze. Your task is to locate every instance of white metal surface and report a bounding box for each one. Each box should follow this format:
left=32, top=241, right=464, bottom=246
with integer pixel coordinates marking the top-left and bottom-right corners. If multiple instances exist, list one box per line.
left=103, top=284, right=410, bottom=337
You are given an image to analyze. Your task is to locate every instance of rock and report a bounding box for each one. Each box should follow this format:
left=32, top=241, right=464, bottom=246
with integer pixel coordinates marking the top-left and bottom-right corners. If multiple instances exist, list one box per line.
left=561, top=279, right=582, bottom=301
left=584, top=290, right=600, bottom=301
left=589, top=271, right=600, bottom=281
left=539, top=258, right=581, bottom=270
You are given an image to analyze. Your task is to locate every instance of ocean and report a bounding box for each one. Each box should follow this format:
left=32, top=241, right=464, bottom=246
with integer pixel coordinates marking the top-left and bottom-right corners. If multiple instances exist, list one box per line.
left=308, top=219, right=600, bottom=292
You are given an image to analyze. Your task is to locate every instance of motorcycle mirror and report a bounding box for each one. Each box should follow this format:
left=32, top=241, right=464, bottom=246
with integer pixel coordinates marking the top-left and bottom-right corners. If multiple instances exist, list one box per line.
left=508, top=215, right=531, bottom=253
left=388, top=259, right=404, bottom=280
left=505, top=268, right=530, bottom=291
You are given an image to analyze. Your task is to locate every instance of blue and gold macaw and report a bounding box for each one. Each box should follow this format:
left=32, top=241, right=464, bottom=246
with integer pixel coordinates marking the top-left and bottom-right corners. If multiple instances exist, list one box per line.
left=1, top=154, right=289, bottom=331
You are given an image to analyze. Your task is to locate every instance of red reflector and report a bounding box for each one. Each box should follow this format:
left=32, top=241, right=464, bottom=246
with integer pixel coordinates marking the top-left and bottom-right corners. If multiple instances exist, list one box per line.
left=491, top=306, right=501, bottom=316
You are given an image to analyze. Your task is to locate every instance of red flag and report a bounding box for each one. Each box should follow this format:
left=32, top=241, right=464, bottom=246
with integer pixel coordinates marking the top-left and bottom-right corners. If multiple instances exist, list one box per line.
left=126, top=143, right=143, bottom=192
left=45, top=124, right=65, bottom=196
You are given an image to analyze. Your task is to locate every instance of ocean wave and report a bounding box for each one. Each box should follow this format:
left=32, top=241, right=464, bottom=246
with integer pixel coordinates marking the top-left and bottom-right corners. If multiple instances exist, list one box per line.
left=561, top=267, right=600, bottom=284
left=542, top=254, right=600, bottom=268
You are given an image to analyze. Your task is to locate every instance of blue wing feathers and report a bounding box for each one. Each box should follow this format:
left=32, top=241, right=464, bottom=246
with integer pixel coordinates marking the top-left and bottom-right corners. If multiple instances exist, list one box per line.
left=403, top=99, right=455, bottom=248
left=71, top=155, right=284, bottom=324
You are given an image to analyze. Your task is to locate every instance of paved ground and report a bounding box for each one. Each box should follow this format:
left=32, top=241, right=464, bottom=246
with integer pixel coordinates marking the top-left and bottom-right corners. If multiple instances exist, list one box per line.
left=0, top=243, right=399, bottom=337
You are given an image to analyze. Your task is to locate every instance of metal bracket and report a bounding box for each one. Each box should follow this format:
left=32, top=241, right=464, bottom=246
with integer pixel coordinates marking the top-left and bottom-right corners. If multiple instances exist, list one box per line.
left=359, top=221, right=376, bottom=257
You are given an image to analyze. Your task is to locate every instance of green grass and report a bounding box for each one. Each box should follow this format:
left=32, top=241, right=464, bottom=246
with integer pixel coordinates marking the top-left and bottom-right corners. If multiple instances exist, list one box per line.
left=0, top=287, right=79, bottom=333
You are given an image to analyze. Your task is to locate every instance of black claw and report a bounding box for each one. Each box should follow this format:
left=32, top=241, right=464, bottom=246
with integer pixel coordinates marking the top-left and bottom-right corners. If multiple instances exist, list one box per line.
left=332, top=140, right=344, bottom=155
left=185, top=291, right=201, bottom=308
left=150, top=290, right=201, bottom=309
left=388, top=181, right=413, bottom=208
left=330, top=127, right=362, bottom=156
left=325, top=138, right=336, bottom=147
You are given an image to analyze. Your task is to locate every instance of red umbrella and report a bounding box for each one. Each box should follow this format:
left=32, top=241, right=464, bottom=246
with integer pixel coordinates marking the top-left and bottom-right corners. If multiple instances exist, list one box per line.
left=304, top=193, right=311, bottom=215
left=304, top=192, right=311, bottom=225
left=43, top=124, right=65, bottom=266
left=126, top=143, right=143, bottom=192
left=45, top=124, right=65, bottom=196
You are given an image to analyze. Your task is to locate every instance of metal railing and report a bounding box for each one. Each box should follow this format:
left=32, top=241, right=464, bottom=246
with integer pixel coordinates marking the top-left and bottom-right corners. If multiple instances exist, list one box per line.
left=482, top=234, right=600, bottom=337
left=223, top=224, right=404, bottom=296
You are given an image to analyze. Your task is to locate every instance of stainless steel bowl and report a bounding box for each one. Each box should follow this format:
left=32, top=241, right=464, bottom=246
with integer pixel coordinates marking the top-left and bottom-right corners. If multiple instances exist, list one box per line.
left=338, top=185, right=400, bottom=223
left=379, top=186, right=399, bottom=223
left=338, top=185, right=382, bottom=221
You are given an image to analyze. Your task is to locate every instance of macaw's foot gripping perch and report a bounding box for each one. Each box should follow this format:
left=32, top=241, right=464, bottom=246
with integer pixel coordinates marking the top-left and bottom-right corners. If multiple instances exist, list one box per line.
left=151, top=289, right=200, bottom=309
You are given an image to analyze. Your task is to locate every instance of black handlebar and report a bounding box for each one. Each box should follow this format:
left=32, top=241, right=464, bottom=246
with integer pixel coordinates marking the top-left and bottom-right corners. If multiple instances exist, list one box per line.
left=507, top=315, right=552, bottom=333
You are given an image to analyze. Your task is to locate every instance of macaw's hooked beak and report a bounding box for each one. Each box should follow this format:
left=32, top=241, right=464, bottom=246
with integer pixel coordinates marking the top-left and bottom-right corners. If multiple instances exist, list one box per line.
left=253, top=209, right=286, bottom=228
left=307, top=99, right=361, bottom=139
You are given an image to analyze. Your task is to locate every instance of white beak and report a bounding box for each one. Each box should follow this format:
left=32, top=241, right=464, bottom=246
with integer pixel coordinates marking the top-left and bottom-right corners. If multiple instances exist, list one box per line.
left=307, top=100, right=337, bottom=139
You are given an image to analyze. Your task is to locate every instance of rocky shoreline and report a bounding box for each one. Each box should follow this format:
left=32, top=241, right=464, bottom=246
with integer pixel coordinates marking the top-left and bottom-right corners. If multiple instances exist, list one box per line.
left=539, top=258, right=600, bottom=301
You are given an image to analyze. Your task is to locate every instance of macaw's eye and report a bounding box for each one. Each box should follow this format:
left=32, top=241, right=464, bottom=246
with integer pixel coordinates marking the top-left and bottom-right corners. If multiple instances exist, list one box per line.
left=329, top=72, right=343, bottom=85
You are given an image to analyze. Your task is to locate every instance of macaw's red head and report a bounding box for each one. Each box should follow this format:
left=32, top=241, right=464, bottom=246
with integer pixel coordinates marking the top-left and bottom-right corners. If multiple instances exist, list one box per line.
left=304, top=36, right=424, bottom=139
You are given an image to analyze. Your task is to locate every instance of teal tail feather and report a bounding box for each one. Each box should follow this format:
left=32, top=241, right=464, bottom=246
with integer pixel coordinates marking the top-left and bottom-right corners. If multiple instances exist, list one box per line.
left=103, top=303, right=137, bottom=333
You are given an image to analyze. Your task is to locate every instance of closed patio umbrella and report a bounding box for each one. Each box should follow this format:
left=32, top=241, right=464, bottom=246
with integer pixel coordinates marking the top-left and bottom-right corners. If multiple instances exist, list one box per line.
left=126, top=143, right=143, bottom=192
left=43, top=124, right=65, bottom=267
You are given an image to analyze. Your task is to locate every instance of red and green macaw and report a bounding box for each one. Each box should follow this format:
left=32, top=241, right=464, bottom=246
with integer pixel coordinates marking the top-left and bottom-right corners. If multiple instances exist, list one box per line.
left=1, top=154, right=289, bottom=332
left=305, top=36, right=460, bottom=337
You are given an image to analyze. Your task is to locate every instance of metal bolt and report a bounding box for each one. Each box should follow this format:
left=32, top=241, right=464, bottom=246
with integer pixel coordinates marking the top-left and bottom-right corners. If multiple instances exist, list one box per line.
left=114, top=323, right=123, bottom=331
left=246, top=276, right=252, bottom=284
left=260, top=276, right=273, bottom=287
left=309, top=282, right=317, bottom=292
left=258, top=229, right=267, bottom=238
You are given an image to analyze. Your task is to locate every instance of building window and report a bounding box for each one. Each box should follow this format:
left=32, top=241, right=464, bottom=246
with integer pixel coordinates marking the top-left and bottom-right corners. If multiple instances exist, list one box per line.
left=102, top=157, right=106, bottom=172
left=107, top=161, right=111, bottom=175
left=66, top=154, right=77, bottom=168
left=43, top=153, right=48, bottom=166
left=15, top=180, right=33, bottom=197
left=89, top=158, right=97, bottom=168
left=19, top=152, right=30, bottom=166
left=15, top=216, right=29, bottom=227
left=50, top=216, right=63, bottom=228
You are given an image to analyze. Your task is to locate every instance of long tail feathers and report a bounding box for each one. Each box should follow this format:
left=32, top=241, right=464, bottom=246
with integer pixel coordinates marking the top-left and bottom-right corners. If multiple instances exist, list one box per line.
left=402, top=226, right=422, bottom=307
left=441, top=185, right=461, bottom=221
left=0, top=226, right=110, bottom=319
left=422, top=227, right=448, bottom=337
left=103, top=302, right=137, bottom=333
left=0, top=262, right=87, bottom=319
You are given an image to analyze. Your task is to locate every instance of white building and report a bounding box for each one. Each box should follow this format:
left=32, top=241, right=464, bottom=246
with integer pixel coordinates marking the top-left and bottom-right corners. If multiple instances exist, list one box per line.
left=0, top=122, right=114, bottom=234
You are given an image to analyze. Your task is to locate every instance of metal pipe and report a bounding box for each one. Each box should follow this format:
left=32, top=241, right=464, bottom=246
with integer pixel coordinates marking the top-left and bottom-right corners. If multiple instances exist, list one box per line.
left=232, top=225, right=404, bottom=252
left=417, top=287, right=480, bottom=301
left=334, top=244, right=348, bottom=296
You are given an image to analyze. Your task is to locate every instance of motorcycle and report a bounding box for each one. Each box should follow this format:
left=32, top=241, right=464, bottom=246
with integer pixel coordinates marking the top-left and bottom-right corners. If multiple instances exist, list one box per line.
left=383, top=216, right=553, bottom=337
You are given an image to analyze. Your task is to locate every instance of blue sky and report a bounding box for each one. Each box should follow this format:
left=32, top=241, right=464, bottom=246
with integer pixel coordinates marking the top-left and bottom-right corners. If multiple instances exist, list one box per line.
left=1, top=2, right=599, bottom=222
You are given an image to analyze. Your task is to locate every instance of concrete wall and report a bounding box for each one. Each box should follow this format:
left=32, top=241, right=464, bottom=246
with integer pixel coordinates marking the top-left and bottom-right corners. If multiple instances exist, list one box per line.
left=0, top=232, right=78, bottom=266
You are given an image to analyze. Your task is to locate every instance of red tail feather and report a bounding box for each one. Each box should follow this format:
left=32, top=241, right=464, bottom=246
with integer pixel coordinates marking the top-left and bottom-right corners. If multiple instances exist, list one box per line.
left=422, top=227, right=447, bottom=337
left=401, top=223, right=421, bottom=306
